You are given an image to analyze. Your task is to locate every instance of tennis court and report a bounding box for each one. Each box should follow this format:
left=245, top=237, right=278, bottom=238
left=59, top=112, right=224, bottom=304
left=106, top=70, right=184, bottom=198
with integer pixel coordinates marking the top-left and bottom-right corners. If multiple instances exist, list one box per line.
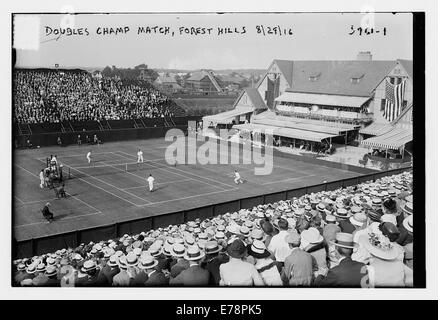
left=13, top=137, right=362, bottom=241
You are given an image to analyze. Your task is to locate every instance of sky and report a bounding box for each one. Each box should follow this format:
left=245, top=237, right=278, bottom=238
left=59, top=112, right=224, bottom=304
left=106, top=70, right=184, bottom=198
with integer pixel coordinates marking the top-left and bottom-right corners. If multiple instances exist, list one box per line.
left=13, top=12, right=413, bottom=70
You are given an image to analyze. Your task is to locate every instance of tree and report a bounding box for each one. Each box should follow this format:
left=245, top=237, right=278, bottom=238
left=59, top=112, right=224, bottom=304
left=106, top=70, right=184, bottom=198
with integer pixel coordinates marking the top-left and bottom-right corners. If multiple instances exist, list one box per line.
left=102, top=66, right=113, bottom=77
left=135, top=63, right=148, bottom=69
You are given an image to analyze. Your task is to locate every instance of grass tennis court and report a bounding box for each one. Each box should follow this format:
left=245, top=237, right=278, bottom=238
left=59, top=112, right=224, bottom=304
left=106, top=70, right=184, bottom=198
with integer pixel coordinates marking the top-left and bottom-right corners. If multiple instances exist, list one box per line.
left=13, top=137, right=361, bottom=242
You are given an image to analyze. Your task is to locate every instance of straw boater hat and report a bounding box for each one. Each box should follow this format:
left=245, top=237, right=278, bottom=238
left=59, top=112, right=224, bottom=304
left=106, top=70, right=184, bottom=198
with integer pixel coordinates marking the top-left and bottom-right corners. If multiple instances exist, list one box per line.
left=214, top=231, right=226, bottom=241
left=35, top=263, right=46, bottom=273
left=107, top=255, right=119, bottom=268
left=250, top=228, right=266, bottom=242
left=81, top=260, right=97, bottom=273
left=184, top=245, right=205, bottom=261
left=331, top=232, right=357, bottom=249
left=117, top=255, right=128, bottom=270
left=138, top=255, right=158, bottom=270
left=204, top=241, right=223, bottom=255
left=333, top=208, right=351, bottom=219
left=403, top=215, right=413, bottom=233
left=125, top=252, right=139, bottom=267
left=349, top=212, right=368, bottom=227
left=171, top=243, right=186, bottom=258
left=44, top=265, right=58, bottom=277
left=162, top=243, right=173, bottom=257
left=147, top=244, right=163, bottom=257
left=17, top=263, right=26, bottom=271
left=239, top=226, right=250, bottom=237
left=359, top=233, right=398, bottom=260
left=402, top=202, right=413, bottom=215
left=247, top=240, right=271, bottom=259
left=301, top=227, right=323, bottom=244
left=325, top=214, right=338, bottom=224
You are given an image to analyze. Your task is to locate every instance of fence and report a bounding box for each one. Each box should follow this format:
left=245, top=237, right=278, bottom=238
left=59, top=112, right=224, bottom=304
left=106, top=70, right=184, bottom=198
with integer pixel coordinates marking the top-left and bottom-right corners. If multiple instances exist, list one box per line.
left=13, top=166, right=412, bottom=259
left=14, top=116, right=202, bottom=148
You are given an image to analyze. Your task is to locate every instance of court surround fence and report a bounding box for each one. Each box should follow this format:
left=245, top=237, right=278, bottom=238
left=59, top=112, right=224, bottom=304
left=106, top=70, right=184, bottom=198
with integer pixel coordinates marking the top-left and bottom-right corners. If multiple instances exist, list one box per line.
left=14, top=166, right=412, bottom=259
left=13, top=116, right=202, bottom=148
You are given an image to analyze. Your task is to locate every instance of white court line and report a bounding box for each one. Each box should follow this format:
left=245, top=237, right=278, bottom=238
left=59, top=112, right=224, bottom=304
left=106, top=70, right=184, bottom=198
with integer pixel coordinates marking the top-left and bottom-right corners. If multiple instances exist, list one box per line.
left=116, top=151, right=237, bottom=191
left=15, top=162, right=103, bottom=213
left=14, top=211, right=101, bottom=228
left=68, top=166, right=152, bottom=205
left=138, top=189, right=235, bottom=207
left=14, top=196, right=25, bottom=205
left=117, top=151, right=234, bottom=192
left=261, top=174, right=318, bottom=186
left=14, top=163, right=39, bottom=178
left=35, top=158, right=145, bottom=207
left=121, top=178, right=193, bottom=191
left=16, top=197, right=58, bottom=205
left=66, top=192, right=102, bottom=214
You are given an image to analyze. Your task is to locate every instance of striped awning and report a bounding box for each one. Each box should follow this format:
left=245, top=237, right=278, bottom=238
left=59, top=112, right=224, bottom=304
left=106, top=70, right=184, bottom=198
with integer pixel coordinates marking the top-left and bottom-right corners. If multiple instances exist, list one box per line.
left=359, top=122, right=393, bottom=136
left=361, top=127, right=412, bottom=150
left=233, top=123, right=338, bottom=142
left=252, top=118, right=354, bottom=135
left=203, top=107, right=253, bottom=124
left=275, top=92, right=371, bottom=108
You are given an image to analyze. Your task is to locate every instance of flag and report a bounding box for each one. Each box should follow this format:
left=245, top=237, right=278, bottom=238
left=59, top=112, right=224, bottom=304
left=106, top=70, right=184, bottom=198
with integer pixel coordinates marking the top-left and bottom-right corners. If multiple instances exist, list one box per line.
left=383, top=79, right=406, bottom=122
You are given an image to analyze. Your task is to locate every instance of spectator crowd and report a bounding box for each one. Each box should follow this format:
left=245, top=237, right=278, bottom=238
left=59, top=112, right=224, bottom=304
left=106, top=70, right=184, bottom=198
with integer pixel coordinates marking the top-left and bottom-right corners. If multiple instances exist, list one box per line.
left=13, top=171, right=414, bottom=287
left=13, top=69, right=185, bottom=124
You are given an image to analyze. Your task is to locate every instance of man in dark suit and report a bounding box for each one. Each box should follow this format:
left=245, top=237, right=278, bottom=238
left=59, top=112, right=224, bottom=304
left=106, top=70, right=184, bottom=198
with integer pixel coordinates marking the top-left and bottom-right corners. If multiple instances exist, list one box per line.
left=314, top=233, right=367, bottom=287
left=200, top=241, right=229, bottom=286
left=97, top=255, right=120, bottom=286
left=42, top=202, right=54, bottom=222
left=135, top=255, right=168, bottom=286
left=169, top=246, right=210, bottom=286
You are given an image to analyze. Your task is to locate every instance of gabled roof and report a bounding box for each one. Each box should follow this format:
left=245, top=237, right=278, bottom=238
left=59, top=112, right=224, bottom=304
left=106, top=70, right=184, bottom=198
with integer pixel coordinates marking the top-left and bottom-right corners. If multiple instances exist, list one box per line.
left=186, top=71, right=208, bottom=81
left=287, top=60, right=397, bottom=97
left=233, top=88, right=268, bottom=110
left=397, top=59, right=413, bottom=80
left=272, top=59, right=294, bottom=87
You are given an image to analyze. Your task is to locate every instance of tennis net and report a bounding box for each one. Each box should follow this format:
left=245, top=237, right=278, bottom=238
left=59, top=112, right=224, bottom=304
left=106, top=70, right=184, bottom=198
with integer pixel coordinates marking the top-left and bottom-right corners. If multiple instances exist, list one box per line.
left=66, top=161, right=166, bottom=179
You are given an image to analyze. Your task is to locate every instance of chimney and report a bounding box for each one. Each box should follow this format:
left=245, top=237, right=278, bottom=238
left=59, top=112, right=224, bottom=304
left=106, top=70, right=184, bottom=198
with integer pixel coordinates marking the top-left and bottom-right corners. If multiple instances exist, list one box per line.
left=357, top=51, right=372, bottom=61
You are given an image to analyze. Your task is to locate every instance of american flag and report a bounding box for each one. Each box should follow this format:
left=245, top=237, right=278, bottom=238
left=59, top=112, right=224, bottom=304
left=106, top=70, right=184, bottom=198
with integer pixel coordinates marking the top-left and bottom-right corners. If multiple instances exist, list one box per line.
left=383, top=79, right=406, bottom=122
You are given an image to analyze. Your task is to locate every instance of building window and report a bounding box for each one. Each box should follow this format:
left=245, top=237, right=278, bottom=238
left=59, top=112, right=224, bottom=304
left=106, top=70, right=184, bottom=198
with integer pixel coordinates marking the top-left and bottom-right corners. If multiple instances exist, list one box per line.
left=380, top=99, right=386, bottom=111
left=390, top=77, right=395, bottom=84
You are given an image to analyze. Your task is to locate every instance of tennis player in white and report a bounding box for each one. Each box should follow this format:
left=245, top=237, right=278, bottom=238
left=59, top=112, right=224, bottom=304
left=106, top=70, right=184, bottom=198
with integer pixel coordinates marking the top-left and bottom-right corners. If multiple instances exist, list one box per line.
left=234, top=170, right=243, bottom=184
left=137, top=149, right=144, bottom=163
left=86, top=150, right=92, bottom=164
left=147, top=173, right=155, bottom=192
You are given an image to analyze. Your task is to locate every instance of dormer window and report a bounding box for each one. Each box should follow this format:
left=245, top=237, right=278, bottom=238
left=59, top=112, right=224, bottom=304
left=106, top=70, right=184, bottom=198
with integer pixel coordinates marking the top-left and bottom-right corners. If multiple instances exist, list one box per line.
left=309, top=72, right=321, bottom=82
left=350, top=73, right=364, bottom=84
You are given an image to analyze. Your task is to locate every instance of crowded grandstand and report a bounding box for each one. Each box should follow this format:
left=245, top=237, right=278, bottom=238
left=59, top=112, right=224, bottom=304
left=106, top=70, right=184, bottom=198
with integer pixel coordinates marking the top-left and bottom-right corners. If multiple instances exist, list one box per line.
left=13, top=171, right=413, bottom=287
left=13, top=69, right=185, bottom=124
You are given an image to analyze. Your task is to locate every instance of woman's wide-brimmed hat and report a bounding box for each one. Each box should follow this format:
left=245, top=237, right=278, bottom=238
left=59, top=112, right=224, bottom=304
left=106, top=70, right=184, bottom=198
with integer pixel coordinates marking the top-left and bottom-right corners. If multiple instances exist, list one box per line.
left=403, top=215, right=413, bottom=233
left=359, top=233, right=398, bottom=260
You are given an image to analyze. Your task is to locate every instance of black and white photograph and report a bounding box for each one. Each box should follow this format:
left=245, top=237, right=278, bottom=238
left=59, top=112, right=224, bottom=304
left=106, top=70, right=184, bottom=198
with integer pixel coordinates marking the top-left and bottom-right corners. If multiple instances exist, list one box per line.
left=1, top=0, right=435, bottom=303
